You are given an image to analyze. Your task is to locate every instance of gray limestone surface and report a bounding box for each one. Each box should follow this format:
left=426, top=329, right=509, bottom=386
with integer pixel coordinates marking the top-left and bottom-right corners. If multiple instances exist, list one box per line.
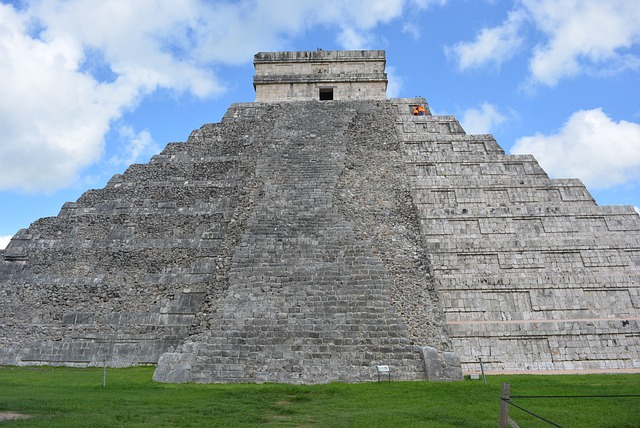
left=1, top=95, right=638, bottom=382
left=153, top=101, right=449, bottom=383
left=392, top=98, right=640, bottom=374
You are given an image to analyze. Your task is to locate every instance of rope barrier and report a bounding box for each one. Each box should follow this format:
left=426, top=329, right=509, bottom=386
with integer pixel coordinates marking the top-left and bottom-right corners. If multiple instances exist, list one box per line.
left=500, top=382, right=640, bottom=428
left=511, top=394, right=640, bottom=399
left=503, top=398, right=563, bottom=427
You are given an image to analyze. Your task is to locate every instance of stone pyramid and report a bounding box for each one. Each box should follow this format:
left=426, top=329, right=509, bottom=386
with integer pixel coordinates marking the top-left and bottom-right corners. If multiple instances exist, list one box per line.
left=1, top=50, right=638, bottom=384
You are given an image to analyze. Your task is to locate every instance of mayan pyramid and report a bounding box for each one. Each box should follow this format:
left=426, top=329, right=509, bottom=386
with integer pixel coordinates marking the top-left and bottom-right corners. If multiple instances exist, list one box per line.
left=1, top=50, right=638, bottom=384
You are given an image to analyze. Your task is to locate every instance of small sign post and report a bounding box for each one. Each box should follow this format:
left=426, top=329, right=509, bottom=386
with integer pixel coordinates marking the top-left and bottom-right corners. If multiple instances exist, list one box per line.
left=376, top=365, right=390, bottom=382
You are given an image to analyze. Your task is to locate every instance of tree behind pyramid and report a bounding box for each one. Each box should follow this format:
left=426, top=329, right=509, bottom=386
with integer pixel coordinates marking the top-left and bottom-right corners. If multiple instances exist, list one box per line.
left=0, top=50, right=638, bottom=384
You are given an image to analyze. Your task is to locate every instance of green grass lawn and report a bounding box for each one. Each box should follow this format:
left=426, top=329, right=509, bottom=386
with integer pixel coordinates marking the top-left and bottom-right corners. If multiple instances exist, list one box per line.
left=0, top=366, right=638, bottom=427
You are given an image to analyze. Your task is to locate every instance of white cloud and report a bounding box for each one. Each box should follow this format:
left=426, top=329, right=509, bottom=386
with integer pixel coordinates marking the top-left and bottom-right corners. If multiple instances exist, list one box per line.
left=460, top=102, right=507, bottom=134
left=409, top=0, right=448, bottom=8
left=336, top=27, right=372, bottom=50
left=402, top=22, right=421, bottom=40
left=524, top=0, right=640, bottom=86
left=447, top=0, right=640, bottom=86
left=401, top=0, right=449, bottom=39
left=511, top=108, right=640, bottom=189
left=176, top=0, right=418, bottom=60
left=0, top=0, right=433, bottom=194
left=0, top=235, right=11, bottom=250
left=0, top=1, right=220, bottom=193
left=109, top=127, right=158, bottom=167
left=446, top=9, right=526, bottom=71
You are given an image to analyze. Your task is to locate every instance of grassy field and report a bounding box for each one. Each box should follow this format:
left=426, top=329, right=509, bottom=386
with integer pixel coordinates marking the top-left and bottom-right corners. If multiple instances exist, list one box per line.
left=0, top=366, right=638, bottom=427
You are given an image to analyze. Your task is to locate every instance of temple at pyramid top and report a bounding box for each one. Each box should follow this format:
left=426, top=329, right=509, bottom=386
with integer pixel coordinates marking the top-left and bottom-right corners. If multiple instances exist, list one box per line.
left=253, top=49, right=388, bottom=102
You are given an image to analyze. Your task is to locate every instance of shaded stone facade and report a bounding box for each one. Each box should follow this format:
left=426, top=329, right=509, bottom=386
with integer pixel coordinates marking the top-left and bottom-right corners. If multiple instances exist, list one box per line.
left=0, top=50, right=638, bottom=383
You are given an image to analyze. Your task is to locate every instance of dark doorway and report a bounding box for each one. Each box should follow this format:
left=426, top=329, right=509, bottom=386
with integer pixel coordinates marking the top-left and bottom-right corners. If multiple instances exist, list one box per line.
left=319, top=88, right=333, bottom=100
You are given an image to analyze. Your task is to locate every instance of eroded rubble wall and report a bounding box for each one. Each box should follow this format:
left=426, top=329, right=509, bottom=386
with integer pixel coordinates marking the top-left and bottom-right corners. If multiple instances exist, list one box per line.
left=0, top=104, right=274, bottom=367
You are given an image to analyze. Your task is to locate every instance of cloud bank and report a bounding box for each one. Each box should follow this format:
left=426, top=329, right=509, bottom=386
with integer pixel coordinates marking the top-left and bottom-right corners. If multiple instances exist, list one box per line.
left=511, top=108, right=640, bottom=189
left=447, top=0, right=640, bottom=86
left=460, top=103, right=507, bottom=135
left=446, top=9, right=525, bottom=72
left=0, top=0, right=435, bottom=194
left=449, top=0, right=640, bottom=192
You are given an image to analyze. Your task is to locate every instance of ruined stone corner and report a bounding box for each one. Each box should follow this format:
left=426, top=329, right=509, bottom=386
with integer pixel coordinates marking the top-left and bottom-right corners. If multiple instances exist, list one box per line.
left=152, top=351, right=197, bottom=384
left=422, top=346, right=464, bottom=381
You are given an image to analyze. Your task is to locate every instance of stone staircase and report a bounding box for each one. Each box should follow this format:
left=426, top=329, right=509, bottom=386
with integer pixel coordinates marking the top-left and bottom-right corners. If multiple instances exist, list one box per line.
left=154, top=101, right=454, bottom=383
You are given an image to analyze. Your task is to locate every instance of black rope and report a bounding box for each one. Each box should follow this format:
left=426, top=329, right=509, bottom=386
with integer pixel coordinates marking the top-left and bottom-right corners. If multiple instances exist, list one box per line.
left=503, top=394, right=640, bottom=427
left=503, top=398, right=563, bottom=427
left=511, top=394, right=640, bottom=399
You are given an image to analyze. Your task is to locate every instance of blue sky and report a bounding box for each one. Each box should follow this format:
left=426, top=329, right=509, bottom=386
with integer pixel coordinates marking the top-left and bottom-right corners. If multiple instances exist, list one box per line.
left=1, top=0, right=639, bottom=249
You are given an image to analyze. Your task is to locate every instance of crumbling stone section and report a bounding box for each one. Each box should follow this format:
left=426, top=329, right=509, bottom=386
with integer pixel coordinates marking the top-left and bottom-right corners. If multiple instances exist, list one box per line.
left=0, top=103, right=276, bottom=367
left=392, top=97, right=640, bottom=374
left=153, top=101, right=452, bottom=384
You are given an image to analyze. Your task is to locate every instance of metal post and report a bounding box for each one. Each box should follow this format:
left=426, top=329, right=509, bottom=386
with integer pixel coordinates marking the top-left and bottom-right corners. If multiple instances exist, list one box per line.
left=479, top=357, right=486, bottom=385
left=102, top=360, right=106, bottom=388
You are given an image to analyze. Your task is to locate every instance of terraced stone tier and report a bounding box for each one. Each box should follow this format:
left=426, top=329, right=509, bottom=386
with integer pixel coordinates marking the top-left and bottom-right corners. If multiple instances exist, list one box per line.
left=392, top=97, right=640, bottom=374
